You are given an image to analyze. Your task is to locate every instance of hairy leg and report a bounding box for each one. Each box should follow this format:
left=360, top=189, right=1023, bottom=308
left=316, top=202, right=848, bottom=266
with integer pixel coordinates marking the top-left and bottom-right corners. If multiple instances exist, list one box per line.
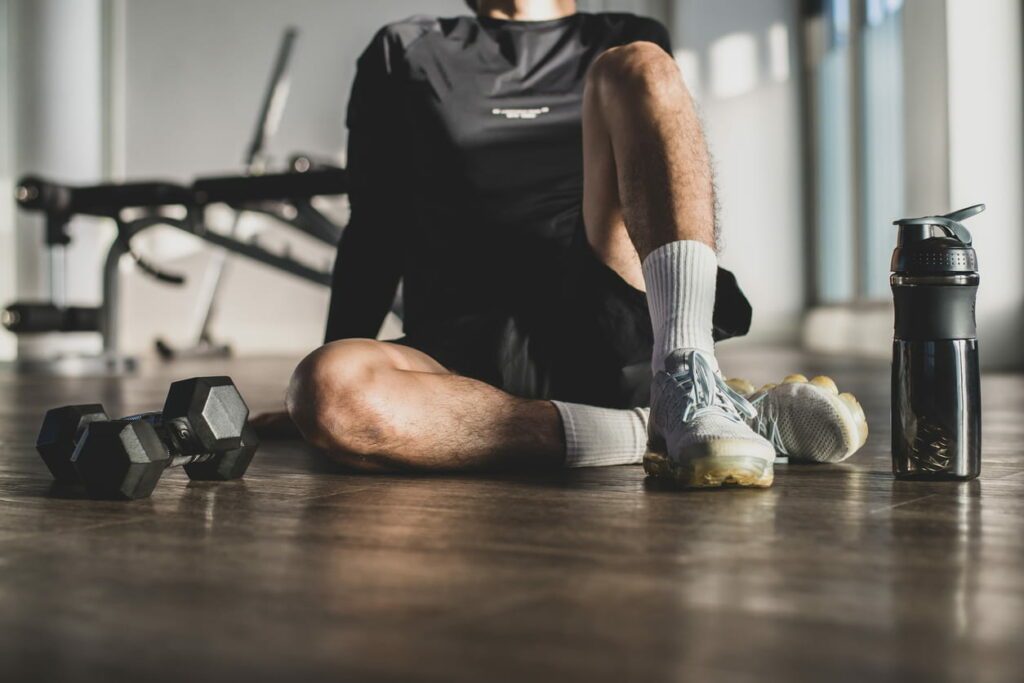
left=287, top=339, right=564, bottom=471
left=582, top=41, right=716, bottom=267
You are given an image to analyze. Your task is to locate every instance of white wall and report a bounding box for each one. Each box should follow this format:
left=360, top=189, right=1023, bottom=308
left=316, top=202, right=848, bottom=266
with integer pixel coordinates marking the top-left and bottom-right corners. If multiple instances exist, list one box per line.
left=946, top=0, right=1023, bottom=370
left=671, top=0, right=805, bottom=345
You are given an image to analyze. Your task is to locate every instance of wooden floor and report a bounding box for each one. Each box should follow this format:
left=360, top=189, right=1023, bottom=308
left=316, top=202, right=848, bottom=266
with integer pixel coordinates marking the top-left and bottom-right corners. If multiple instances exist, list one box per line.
left=1, top=347, right=1023, bottom=682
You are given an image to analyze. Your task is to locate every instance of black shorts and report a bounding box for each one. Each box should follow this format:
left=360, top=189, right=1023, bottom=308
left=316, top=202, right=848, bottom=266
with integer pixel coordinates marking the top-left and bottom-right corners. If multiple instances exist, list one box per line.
left=394, top=226, right=751, bottom=408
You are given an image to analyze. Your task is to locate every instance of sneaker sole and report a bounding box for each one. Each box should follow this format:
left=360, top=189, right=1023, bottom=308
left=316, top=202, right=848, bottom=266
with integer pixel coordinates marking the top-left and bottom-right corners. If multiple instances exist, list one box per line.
left=643, top=440, right=775, bottom=488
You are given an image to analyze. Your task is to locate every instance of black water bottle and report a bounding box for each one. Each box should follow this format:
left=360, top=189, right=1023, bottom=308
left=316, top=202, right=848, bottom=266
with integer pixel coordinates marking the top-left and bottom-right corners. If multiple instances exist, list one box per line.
left=891, top=204, right=984, bottom=480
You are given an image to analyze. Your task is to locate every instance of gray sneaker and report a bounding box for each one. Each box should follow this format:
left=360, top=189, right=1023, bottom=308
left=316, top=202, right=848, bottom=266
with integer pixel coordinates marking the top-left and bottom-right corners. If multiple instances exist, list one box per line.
left=644, top=349, right=775, bottom=488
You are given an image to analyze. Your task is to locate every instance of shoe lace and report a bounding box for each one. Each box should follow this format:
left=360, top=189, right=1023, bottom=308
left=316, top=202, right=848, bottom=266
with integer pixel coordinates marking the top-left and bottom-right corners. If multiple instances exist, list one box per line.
left=749, top=393, right=788, bottom=455
left=670, top=350, right=758, bottom=425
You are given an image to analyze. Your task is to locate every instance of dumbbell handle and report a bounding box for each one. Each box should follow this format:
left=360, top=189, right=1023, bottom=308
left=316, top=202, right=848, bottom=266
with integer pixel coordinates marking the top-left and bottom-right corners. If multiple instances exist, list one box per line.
left=120, top=411, right=220, bottom=468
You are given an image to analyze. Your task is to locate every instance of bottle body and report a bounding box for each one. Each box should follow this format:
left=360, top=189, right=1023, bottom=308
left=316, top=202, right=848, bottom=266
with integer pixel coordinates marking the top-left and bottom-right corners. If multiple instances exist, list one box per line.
left=891, top=338, right=981, bottom=479
left=889, top=204, right=984, bottom=481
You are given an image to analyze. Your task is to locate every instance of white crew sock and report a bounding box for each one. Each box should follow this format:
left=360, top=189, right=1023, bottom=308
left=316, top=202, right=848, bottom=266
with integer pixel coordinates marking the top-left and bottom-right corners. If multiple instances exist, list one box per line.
left=641, top=240, right=718, bottom=373
left=552, top=401, right=650, bottom=468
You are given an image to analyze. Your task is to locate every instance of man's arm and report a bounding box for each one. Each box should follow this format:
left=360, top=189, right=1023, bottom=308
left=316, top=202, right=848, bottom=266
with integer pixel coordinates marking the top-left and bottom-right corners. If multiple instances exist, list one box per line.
left=324, top=215, right=403, bottom=342
left=324, top=29, right=410, bottom=343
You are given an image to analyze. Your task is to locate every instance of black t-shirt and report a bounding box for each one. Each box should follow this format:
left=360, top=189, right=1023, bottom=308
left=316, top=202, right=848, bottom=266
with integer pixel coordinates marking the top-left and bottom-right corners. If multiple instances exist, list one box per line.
left=325, top=12, right=671, bottom=342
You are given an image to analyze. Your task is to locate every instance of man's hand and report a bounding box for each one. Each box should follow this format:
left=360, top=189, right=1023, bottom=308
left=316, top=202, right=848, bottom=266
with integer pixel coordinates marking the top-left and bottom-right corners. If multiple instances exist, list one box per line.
left=249, top=410, right=301, bottom=440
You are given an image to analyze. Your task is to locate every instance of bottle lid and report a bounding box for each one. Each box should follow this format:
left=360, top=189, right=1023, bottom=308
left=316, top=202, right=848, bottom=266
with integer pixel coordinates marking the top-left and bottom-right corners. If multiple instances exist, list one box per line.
left=891, top=204, right=983, bottom=275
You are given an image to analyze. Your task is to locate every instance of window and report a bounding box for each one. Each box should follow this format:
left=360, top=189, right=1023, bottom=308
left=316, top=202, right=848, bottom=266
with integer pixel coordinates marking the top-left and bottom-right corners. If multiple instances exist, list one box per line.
left=803, top=0, right=906, bottom=304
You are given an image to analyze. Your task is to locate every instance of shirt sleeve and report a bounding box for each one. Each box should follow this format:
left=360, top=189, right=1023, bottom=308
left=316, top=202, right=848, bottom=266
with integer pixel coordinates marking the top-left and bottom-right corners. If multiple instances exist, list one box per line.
left=324, top=28, right=411, bottom=344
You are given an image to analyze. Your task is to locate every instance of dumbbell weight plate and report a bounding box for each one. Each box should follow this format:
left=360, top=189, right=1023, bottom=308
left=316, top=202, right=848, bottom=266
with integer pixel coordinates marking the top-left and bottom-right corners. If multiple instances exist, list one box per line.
left=72, top=420, right=170, bottom=500
left=36, top=404, right=109, bottom=483
left=183, top=424, right=260, bottom=481
left=162, top=377, right=249, bottom=454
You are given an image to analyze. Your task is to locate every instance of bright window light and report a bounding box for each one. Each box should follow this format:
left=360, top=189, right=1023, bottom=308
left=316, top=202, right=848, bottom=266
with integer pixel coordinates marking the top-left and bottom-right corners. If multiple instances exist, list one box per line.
left=709, top=32, right=758, bottom=99
left=768, top=23, right=790, bottom=83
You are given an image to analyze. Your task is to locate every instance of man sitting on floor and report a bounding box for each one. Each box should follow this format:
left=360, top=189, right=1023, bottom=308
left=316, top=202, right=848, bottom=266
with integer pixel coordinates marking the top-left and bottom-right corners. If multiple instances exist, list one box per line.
left=274, top=0, right=867, bottom=486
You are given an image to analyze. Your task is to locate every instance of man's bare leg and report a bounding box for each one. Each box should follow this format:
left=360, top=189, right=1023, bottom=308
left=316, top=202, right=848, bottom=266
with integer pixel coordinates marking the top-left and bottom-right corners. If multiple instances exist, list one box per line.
left=286, top=339, right=563, bottom=471
left=581, top=41, right=715, bottom=286
left=578, top=42, right=775, bottom=487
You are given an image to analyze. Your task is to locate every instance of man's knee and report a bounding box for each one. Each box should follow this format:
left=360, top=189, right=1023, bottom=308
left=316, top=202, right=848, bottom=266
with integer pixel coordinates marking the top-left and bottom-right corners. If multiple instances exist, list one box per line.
left=588, top=41, right=687, bottom=104
left=286, top=340, right=393, bottom=467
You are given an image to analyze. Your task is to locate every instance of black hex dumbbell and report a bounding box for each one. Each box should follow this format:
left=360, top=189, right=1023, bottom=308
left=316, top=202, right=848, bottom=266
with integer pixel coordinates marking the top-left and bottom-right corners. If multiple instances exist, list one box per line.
left=36, top=376, right=259, bottom=499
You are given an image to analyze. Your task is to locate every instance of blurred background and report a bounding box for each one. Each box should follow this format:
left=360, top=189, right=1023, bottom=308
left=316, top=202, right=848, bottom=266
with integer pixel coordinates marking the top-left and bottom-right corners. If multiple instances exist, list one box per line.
left=0, top=0, right=1020, bottom=369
